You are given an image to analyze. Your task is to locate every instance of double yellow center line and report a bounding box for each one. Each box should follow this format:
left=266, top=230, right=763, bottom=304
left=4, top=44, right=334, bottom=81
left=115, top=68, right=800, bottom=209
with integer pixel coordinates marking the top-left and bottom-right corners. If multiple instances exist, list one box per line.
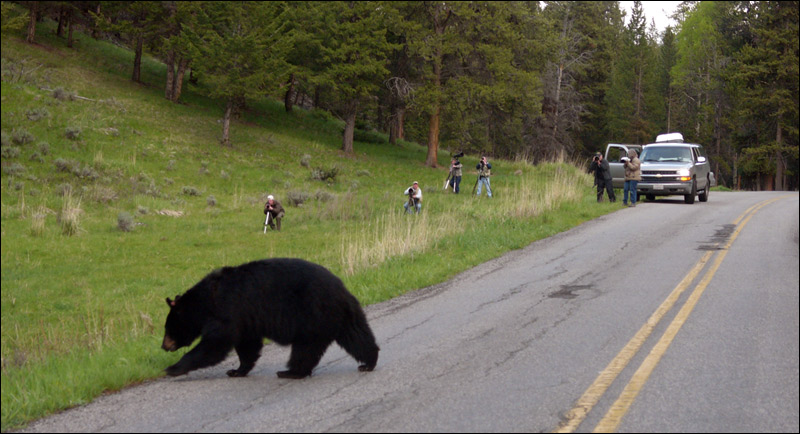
left=554, top=196, right=788, bottom=433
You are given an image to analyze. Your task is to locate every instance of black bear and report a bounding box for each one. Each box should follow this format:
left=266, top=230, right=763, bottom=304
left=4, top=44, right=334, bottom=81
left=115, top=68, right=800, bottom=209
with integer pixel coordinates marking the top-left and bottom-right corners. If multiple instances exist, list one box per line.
left=161, top=258, right=379, bottom=379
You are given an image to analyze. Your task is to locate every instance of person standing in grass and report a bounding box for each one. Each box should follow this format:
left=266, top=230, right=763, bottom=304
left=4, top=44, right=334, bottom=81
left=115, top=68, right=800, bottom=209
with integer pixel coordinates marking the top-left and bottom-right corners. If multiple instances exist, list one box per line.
left=264, top=195, right=285, bottom=231
left=475, top=156, right=492, bottom=197
left=449, top=156, right=463, bottom=193
left=404, top=181, right=422, bottom=214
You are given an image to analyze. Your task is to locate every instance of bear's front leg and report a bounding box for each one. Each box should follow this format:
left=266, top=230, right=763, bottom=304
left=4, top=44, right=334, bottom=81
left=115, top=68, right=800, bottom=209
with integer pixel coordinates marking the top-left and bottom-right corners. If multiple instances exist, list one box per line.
left=165, top=336, right=232, bottom=377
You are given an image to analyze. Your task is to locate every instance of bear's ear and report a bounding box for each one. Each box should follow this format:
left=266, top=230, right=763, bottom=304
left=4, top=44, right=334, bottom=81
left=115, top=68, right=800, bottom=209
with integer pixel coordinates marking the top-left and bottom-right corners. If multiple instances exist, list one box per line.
left=166, top=295, right=181, bottom=308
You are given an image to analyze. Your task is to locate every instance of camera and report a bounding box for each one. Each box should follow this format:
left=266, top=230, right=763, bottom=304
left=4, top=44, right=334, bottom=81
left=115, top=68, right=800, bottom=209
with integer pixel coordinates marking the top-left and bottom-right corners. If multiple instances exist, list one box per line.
left=453, top=151, right=464, bottom=159
left=593, top=156, right=599, bottom=162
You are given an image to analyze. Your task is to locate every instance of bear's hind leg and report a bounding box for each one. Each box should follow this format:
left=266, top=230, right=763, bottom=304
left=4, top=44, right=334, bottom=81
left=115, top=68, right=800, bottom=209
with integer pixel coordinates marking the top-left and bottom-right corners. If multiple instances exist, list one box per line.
left=336, top=318, right=379, bottom=372
left=277, top=340, right=330, bottom=379
left=227, top=338, right=263, bottom=377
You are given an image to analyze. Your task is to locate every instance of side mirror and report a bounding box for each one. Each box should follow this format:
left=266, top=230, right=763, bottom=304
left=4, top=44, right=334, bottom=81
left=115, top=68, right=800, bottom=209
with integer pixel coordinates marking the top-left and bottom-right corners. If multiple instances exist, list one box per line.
left=698, top=156, right=706, bottom=163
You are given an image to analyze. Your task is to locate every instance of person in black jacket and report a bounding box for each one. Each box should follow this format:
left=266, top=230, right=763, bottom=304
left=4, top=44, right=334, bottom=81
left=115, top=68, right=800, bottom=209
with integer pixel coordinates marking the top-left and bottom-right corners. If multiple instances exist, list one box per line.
left=589, top=153, right=615, bottom=203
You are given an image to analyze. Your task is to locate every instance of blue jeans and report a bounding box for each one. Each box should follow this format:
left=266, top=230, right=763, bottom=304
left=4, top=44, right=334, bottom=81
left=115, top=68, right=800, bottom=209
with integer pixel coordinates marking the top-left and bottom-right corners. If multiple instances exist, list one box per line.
left=449, top=176, right=462, bottom=193
left=476, top=177, right=492, bottom=197
left=624, top=180, right=638, bottom=204
left=404, top=200, right=421, bottom=214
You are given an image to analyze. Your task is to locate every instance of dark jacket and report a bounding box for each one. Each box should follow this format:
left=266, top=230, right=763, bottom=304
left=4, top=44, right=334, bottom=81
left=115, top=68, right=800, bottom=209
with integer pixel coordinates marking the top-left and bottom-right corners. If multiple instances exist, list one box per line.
left=590, top=159, right=612, bottom=182
left=264, top=200, right=285, bottom=217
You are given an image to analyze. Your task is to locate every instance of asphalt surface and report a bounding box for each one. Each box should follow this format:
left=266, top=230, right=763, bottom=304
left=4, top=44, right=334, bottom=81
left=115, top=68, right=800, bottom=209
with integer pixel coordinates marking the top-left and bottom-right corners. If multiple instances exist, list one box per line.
left=19, top=191, right=799, bottom=433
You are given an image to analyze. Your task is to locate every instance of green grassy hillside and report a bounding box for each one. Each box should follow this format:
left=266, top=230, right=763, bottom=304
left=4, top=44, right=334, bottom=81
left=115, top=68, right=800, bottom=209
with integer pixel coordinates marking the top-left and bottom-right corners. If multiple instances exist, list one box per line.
left=1, top=21, right=619, bottom=430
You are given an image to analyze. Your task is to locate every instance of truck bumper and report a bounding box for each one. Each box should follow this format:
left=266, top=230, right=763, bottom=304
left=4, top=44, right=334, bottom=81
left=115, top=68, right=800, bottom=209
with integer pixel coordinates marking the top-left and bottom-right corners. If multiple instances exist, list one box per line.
left=637, top=182, right=693, bottom=195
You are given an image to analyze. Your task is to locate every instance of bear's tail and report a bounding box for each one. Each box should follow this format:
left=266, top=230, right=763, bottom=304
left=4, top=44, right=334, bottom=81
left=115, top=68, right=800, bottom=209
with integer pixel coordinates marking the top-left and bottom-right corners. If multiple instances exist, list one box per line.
left=336, top=310, right=379, bottom=372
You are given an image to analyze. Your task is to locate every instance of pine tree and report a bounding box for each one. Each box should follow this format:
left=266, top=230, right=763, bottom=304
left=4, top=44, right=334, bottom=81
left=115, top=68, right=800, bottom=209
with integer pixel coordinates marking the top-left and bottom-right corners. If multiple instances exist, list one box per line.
left=312, top=1, right=396, bottom=154
left=729, top=1, right=799, bottom=190
left=187, top=1, right=292, bottom=146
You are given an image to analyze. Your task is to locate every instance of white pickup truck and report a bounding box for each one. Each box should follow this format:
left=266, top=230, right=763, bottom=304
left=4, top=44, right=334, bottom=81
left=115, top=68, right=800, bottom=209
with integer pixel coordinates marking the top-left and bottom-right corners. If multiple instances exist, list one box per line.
left=605, top=133, right=715, bottom=204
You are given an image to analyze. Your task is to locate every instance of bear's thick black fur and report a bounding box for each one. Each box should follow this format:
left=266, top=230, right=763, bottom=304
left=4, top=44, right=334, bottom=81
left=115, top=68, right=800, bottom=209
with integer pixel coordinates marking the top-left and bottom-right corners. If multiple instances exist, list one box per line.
left=161, top=258, right=379, bottom=379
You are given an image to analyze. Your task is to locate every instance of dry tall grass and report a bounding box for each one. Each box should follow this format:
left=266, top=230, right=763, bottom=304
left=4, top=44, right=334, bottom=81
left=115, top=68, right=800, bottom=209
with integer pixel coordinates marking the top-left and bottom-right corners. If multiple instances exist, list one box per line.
left=498, top=163, right=586, bottom=219
left=29, top=205, right=48, bottom=236
left=340, top=210, right=462, bottom=276
left=339, top=163, right=589, bottom=276
left=58, top=190, right=83, bottom=236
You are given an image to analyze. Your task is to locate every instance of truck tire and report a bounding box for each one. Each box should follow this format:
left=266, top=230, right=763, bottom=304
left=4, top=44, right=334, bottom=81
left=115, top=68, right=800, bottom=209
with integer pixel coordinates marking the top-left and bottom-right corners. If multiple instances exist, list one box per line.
left=698, top=176, right=709, bottom=202
left=684, top=179, right=696, bottom=204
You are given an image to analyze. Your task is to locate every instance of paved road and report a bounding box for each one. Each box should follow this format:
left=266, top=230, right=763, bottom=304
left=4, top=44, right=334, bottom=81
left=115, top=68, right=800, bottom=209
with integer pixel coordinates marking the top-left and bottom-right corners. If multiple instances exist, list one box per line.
left=20, top=192, right=799, bottom=433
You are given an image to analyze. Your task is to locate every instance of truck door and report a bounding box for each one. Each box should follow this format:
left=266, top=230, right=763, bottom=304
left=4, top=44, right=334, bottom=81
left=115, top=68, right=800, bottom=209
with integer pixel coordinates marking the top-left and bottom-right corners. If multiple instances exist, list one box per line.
left=606, top=145, right=629, bottom=189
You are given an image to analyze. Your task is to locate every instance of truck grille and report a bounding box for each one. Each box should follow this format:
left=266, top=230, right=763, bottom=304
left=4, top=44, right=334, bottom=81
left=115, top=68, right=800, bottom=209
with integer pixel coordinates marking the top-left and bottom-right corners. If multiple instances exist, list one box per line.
left=642, top=171, right=681, bottom=183
left=642, top=170, right=678, bottom=175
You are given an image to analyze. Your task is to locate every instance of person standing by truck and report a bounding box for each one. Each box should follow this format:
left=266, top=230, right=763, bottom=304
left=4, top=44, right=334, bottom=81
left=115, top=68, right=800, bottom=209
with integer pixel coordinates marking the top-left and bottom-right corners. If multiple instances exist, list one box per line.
left=622, top=148, right=641, bottom=207
left=590, top=152, right=615, bottom=203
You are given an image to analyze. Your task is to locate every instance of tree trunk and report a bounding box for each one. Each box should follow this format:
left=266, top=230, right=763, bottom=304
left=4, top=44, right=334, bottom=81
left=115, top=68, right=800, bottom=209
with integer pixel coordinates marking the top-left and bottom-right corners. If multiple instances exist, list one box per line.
left=132, top=35, right=143, bottom=83
left=551, top=62, right=563, bottom=154
left=221, top=98, right=233, bottom=147
left=57, top=7, right=66, bottom=37
left=426, top=105, right=440, bottom=167
left=26, top=2, right=38, bottom=44
left=172, top=58, right=188, bottom=102
left=425, top=57, right=442, bottom=168
left=775, top=117, right=784, bottom=191
left=389, top=115, right=397, bottom=145
left=91, top=4, right=101, bottom=39
left=284, top=73, right=295, bottom=112
left=342, top=103, right=356, bottom=154
left=389, top=104, right=405, bottom=145
left=66, top=11, right=74, bottom=48
left=165, top=50, right=176, bottom=100
left=425, top=6, right=450, bottom=168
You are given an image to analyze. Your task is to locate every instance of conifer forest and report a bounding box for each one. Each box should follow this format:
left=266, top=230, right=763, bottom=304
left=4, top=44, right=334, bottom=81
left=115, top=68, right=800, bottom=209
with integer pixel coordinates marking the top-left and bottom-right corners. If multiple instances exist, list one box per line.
left=8, top=1, right=799, bottom=190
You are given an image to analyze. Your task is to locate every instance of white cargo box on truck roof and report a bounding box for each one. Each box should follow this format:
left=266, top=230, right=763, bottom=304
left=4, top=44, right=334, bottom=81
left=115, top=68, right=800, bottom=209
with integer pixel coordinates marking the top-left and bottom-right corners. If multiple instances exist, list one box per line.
left=654, top=132, right=684, bottom=143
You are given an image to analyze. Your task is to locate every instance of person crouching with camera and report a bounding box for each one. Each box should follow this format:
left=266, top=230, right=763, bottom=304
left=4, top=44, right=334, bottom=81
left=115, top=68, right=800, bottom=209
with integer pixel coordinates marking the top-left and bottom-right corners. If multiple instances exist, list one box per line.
left=404, top=181, right=422, bottom=214
left=264, top=194, right=285, bottom=231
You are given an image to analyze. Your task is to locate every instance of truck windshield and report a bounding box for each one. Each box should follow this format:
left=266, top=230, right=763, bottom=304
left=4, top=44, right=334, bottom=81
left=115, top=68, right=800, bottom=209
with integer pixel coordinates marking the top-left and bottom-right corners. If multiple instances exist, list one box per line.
left=641, top=146, right=693, bottom=163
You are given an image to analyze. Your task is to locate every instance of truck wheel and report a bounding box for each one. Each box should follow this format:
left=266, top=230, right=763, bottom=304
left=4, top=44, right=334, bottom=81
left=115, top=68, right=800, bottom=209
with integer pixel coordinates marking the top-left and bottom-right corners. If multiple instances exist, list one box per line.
left=698, top=176, right=709, bottom=202
left=684, top=179, right=696, bottom=204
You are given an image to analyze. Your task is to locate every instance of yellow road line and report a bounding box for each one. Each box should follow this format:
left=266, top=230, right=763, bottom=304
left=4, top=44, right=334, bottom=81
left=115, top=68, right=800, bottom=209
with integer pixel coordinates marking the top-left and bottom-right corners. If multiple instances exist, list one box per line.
left=553, top=250, right=714, bottom=433
left=592, top=196, right=785, bottom=433
left=554, top=196, right=787, bottom=433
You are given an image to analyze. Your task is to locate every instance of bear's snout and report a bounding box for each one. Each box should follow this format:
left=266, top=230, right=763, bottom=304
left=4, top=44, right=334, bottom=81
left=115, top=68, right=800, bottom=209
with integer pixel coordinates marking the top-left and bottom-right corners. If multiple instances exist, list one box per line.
left=162, top=335, right=177, bottom=352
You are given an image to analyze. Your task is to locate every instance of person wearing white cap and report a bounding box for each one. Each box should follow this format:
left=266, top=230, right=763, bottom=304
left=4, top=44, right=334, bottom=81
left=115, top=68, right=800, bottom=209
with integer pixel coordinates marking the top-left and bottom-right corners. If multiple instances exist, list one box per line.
left=263, top=194, right=285, bottom=231
left=403, top=181, right=422, bottom=214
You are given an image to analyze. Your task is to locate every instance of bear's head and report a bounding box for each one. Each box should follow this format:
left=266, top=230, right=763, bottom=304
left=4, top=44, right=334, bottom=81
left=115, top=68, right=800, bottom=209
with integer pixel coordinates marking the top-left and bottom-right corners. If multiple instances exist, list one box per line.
left=162, top=294, right=202, bottom=352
